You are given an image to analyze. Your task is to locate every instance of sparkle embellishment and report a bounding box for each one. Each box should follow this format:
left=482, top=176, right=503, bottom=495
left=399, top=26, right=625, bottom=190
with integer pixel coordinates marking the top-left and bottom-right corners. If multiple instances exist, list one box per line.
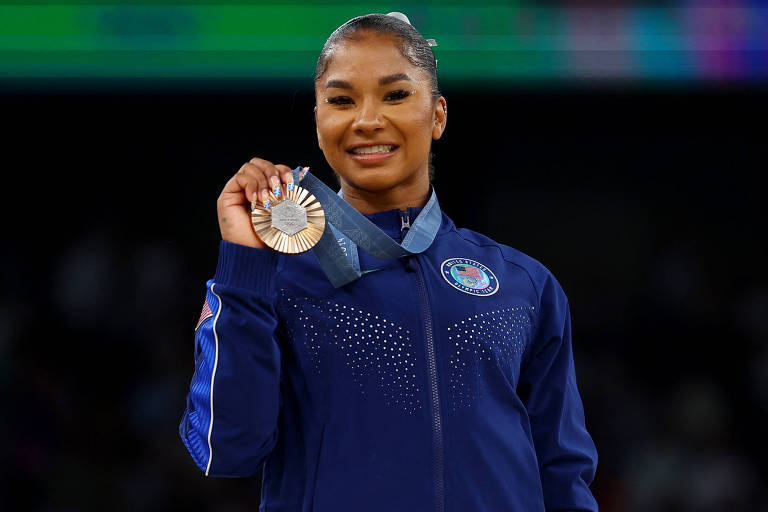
left=281, top=294, right=423, bottom=415
left=446, top=307, right=535, bottom=411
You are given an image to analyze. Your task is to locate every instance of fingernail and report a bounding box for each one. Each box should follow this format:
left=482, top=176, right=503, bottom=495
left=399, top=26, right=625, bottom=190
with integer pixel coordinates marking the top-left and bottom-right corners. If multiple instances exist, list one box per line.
left=270, top=176, right=281, bottom=198
left=299, top=166, right=309, bottom=180
left=251, top=191, right=258, bottom=210
left=260, top=189, right=271, bottom=209
left=285, top=172, right=295, bottom=191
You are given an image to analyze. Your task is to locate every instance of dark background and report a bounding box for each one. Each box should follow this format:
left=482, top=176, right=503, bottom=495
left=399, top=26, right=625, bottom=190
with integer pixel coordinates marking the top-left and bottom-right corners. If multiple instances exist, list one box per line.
left=2, top=84, right=767, bottom=511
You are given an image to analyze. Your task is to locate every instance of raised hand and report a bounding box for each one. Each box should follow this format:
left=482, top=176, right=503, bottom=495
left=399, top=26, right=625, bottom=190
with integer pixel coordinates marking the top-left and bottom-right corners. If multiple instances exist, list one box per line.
left=217, top=158, right=295, bottom=249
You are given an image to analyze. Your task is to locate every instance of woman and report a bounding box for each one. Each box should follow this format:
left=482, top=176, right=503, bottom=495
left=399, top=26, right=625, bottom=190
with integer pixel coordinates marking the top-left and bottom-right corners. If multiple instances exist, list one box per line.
left=180, top=13, right=598, bottom=512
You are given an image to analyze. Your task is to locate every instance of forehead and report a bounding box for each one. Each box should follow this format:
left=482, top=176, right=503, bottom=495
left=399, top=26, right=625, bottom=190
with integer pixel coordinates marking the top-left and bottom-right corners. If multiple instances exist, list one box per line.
left=322, top=31, right=425, bottom=84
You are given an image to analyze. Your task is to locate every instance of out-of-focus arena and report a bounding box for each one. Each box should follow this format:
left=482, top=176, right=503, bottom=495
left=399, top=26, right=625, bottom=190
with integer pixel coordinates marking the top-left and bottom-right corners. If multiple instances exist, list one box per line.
left=2, top=2, right=766, bottom=510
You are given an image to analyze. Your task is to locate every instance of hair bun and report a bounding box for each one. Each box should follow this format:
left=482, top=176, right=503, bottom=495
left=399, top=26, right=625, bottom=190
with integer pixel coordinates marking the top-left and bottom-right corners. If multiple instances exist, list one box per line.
left=386, top=12, right=411, bottom=25
left=386, top=11, right=437, bottom=47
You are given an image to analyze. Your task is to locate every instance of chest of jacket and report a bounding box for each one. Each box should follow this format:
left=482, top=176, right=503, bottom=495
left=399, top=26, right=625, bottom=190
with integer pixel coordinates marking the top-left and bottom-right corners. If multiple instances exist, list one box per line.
left=274, top=231, right=539, bottom=418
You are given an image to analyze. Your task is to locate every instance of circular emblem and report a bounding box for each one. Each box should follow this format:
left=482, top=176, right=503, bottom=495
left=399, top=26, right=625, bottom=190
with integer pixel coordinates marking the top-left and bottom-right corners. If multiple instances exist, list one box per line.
left=251, top=184, right=325, bottom=254
left=440, top=258, right=499, bottom=296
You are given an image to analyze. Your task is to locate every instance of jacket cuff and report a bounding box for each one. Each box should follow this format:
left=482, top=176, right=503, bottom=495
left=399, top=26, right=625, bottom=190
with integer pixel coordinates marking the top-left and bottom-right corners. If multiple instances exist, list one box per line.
left=214, top=240, right=280, bottom=294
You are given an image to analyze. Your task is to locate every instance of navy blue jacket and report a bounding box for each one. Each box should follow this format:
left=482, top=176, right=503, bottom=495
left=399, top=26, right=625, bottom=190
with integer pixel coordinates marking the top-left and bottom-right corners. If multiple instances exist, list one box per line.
left=180, top=207, right=598, bottom=511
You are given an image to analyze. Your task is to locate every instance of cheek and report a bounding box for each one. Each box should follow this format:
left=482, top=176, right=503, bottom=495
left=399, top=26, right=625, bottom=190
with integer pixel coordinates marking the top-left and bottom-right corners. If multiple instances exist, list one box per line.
left=394, top=108, right=434, bottom=148
left=317, top=121, right=340, bottom=152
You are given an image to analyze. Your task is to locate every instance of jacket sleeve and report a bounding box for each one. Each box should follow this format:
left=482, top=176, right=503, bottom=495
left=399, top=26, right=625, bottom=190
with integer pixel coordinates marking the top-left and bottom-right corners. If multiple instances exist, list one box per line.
left=518, top=274, right=598, bottom=511
left=179, top=240, right=283, bottom=477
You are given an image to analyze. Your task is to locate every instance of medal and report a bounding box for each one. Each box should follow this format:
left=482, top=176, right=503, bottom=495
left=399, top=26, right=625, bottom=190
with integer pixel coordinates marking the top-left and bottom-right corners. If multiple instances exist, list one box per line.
left=251, top=183, right=325, bottom=254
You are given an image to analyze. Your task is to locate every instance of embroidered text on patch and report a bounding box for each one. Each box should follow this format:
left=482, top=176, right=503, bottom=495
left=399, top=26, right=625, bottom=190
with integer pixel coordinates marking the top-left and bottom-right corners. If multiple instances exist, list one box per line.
left=440, top=258, right=499, bottom=296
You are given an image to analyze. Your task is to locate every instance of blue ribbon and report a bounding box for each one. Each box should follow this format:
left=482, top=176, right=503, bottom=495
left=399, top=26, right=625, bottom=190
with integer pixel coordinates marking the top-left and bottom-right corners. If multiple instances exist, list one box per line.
left=290, top=167, right=442, bottom=287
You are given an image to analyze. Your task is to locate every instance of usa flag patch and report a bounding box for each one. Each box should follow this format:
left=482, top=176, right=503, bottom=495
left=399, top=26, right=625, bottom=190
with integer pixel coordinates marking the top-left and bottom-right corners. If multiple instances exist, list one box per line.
left=440, top=257, right=499, bottom=296
left=195, top=298, right=214, bottom=331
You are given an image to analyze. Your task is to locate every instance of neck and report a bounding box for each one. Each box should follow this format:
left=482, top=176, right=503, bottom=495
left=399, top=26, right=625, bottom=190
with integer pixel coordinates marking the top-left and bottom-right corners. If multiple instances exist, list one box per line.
left=340, top=176, right=431, bottom=215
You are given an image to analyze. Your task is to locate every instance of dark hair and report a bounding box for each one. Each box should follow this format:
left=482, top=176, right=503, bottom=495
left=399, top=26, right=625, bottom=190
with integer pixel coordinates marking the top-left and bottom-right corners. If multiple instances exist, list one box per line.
left=314, top=13, right=440, bottom=102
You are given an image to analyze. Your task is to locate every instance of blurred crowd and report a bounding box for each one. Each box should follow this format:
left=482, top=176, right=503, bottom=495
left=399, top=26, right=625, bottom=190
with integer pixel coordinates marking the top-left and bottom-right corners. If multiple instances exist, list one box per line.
left=2, top=88, right=766, bottom=511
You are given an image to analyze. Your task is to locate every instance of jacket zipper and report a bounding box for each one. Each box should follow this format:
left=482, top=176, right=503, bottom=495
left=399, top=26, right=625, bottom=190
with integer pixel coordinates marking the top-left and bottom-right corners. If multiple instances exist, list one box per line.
left=402, top=210, right=445, bottom=512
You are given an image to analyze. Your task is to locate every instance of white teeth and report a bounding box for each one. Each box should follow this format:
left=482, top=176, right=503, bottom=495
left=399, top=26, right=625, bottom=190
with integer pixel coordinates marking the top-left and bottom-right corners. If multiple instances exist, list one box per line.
left=350, top=145, right=395, bottom=155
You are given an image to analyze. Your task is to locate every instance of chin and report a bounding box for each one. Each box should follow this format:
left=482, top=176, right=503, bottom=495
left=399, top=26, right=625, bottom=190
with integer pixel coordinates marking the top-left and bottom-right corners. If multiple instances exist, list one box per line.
left=336, top=167, right=411, bottom=193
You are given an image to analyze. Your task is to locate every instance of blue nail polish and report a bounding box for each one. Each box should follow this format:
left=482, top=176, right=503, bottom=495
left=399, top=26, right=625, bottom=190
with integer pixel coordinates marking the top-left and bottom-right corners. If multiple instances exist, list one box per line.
left=264, top=201, right=271, bottom=209
left=273, top=187, right=281, bottom=198
left=287, top=182, right=294, bottom=191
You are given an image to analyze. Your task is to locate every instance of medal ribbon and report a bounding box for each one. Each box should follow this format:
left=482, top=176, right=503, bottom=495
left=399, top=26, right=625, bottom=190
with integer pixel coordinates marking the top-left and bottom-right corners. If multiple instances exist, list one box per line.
left=290, top=167, right=442, bottom=287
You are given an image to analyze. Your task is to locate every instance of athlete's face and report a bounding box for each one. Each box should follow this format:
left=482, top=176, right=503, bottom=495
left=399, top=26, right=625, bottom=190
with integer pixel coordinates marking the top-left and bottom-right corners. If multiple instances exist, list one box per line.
left=314, top=31, right=447, bottom=198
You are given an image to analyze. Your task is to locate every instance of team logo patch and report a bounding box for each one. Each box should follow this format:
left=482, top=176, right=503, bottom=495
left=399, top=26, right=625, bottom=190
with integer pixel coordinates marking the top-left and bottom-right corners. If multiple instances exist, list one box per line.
left=441, top=258, right=499, bottom=296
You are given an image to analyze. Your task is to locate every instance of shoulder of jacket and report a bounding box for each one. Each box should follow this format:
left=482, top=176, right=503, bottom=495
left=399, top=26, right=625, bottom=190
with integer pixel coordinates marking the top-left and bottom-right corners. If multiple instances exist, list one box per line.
left=449, top=225, right=559, bottom=300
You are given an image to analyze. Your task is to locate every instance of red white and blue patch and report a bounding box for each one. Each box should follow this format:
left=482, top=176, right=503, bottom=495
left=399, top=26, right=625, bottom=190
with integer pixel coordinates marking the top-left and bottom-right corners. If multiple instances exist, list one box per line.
left=441, top=258, right=499, bottom=296
left=195, top=298, right=214, bottom=331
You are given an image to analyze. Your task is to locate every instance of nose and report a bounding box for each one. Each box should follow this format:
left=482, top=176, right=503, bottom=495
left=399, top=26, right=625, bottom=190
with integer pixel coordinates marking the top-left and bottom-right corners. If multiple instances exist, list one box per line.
left=352, top=102, right=385, bottom=133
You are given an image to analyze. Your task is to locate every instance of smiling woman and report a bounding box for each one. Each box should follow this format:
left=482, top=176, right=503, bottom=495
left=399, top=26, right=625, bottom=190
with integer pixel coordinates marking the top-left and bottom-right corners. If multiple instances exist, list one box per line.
left=179, top=12, right=598, bottom=512
left=315, top=30, right=446, bottom=213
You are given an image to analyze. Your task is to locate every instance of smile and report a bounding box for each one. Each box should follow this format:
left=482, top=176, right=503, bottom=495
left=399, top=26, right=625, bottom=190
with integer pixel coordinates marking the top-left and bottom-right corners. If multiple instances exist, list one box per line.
left=346, top=143, right=399, bottom=165
left=348, top=144, right=397, bottom=155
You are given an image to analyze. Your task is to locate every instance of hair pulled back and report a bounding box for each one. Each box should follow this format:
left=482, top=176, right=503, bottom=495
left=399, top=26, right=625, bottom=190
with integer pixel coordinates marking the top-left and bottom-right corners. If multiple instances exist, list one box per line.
left=314, top=13, right=440, bottom=101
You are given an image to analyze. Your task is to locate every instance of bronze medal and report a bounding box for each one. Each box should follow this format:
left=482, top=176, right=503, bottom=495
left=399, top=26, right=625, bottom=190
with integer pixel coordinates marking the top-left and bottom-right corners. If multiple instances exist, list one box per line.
left=251, top=184, right=325, bottom=254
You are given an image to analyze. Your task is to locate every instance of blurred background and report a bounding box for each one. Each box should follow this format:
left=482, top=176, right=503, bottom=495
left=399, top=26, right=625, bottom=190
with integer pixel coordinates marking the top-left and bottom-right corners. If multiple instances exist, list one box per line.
left=2, top=1, right=766, bottom=510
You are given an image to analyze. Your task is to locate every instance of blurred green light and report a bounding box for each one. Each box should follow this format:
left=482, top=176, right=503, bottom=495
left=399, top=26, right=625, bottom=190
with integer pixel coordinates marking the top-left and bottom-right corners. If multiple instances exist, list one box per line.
left=0, top=3, right=764, bottom=86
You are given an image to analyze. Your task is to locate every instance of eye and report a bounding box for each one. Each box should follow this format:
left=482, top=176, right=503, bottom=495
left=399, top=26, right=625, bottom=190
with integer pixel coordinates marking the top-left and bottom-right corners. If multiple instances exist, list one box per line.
left=383, top=89, right=412, bottom=102
left=325, top=96, right=354, bottom=106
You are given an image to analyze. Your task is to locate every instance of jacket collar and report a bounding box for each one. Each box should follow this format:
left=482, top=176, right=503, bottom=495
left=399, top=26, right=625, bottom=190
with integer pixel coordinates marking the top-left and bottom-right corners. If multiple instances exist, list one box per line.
left=363, top=206, right=425, bottom=240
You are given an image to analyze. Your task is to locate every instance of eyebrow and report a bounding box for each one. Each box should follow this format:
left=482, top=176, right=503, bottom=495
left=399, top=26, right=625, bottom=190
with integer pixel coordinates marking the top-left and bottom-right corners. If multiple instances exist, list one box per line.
left=325, top=79, right=353, bottom=90
left=324, top=73, right=413, bottom=90
left=378, top=73, right=413, bottom=86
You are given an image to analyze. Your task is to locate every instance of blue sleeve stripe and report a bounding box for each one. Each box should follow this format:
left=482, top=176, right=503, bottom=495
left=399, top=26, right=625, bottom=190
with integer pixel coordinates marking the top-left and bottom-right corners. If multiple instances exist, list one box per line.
left=184, top=282, right=220, bottom=473
left=205, top=282, right=223, bottom=476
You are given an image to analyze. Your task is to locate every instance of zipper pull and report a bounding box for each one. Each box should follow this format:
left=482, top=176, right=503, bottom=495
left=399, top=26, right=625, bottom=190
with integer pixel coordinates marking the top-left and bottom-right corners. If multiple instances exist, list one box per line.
left=400, top=209, right=411, bottom=233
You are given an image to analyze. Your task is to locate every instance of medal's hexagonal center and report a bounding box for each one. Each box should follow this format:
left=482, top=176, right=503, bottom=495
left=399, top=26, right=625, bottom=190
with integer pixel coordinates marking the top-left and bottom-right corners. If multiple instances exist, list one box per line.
left=271, top=200, right=307, bottom=235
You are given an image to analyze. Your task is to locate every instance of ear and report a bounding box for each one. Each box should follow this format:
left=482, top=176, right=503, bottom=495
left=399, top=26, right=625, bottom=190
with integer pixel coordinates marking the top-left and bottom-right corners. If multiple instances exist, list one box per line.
left=314, top=105, right=324, bottom=150
left=432, top=96, right=447, bottom=140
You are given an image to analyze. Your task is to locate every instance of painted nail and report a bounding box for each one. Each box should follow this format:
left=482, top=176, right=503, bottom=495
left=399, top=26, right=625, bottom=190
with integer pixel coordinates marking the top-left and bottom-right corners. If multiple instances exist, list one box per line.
left=299, top=166, right=310, bottom=181
left=285, top=172, right=295, bottom=191
left=260, top=189, right=271, bottom=209
left=251, top=191, right=258, bottom=210
left=270, top=176, right=281, bottom=198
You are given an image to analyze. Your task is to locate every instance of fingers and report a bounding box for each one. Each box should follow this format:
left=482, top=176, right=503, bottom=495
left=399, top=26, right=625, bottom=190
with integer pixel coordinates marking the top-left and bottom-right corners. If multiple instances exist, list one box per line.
left=227, top=159, right=301, bottom=210
left=274, top=164, right=295, bottom=192
left=234, top=163, right=268, bottom=208
left=246, top=158, right=280, bottom=203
